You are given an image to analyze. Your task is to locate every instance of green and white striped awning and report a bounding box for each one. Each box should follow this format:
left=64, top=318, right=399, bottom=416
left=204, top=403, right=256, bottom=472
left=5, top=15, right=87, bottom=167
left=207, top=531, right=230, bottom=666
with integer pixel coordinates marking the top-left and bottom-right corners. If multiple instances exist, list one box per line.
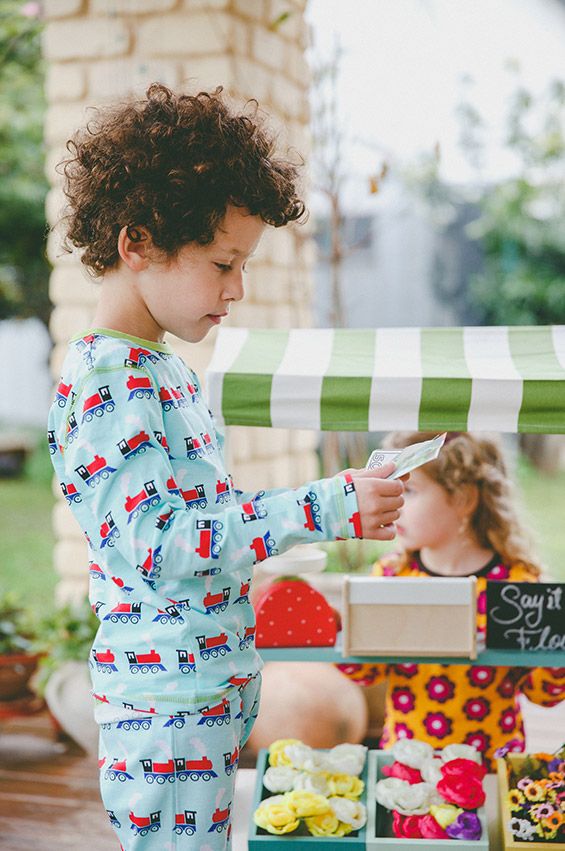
left=206, top=326, right=565, bottom=433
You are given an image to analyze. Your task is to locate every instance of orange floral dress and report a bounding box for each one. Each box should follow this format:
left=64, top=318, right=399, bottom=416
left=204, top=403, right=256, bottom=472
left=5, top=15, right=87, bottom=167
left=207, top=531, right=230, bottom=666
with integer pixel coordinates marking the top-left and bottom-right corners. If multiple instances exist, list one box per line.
left=338, top=553, right=565, bottom=770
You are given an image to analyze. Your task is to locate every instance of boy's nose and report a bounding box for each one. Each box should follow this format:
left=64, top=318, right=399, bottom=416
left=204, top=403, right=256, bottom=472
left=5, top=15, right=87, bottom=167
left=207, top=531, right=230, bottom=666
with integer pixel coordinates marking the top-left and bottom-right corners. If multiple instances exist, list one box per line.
left=224, top=271, right=245, bottom=302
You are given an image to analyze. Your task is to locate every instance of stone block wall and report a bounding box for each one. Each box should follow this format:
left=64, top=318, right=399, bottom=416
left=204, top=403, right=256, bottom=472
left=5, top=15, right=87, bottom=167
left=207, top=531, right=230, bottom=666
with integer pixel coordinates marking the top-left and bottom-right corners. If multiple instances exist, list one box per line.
left=44, top=0, right=318, bottom=602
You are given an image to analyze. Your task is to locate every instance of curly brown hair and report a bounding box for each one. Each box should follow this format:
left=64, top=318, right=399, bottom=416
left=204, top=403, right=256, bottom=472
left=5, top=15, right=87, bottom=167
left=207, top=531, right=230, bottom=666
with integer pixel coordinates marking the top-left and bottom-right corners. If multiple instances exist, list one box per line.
left=383, top=431, right=541, bottom=575
left=59, top=83, right=306, bottom=275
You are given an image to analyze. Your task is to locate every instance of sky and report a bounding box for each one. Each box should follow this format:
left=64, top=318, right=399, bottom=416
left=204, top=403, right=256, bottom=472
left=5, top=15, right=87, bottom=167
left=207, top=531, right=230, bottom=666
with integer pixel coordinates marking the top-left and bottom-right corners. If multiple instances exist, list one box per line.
left=306, top=0, right=565, bottom=211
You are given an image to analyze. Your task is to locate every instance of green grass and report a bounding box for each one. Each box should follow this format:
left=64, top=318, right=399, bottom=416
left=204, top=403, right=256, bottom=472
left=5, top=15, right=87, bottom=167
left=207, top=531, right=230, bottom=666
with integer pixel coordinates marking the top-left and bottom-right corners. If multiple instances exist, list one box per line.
left=1, top=444, right=564, bottom=614
left=0, top=436, right=57, bottom=613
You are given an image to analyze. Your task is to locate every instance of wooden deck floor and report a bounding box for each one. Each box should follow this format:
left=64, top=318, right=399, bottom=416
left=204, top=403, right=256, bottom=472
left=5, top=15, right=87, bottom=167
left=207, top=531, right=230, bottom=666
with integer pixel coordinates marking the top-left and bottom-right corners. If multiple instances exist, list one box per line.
left=1, top=699, right=563, bottom=850
left=0, top=712, right=115, bottom=850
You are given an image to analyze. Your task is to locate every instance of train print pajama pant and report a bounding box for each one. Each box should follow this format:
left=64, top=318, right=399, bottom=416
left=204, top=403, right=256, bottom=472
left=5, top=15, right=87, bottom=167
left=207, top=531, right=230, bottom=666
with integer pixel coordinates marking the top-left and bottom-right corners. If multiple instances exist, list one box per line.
left=98, top=677, right=260, bottom=850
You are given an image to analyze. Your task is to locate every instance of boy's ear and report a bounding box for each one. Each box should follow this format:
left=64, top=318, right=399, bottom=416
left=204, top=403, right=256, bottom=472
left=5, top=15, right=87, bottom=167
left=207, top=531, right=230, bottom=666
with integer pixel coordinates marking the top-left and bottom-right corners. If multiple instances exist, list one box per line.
left=117, top=225, right=152, bottom=271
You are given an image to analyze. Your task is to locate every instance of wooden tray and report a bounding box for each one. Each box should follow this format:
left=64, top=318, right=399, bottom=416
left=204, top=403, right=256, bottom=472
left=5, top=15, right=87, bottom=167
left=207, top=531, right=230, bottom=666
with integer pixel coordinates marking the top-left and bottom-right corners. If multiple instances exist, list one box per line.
left=366, top=750, right=489, bottom=849
left=497, top=756, right=565, bottom=850
left=248, top=748, right=368, bottom=849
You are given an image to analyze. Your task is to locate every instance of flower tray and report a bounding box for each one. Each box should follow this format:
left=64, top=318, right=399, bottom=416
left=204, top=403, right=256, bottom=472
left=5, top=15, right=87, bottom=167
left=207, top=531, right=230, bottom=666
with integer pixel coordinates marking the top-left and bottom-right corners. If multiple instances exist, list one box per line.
left=248, top=749, right=368, bottom=849
left=366, top=750, right=489, bottom=850
left=497, top=756, right=565, bottom=851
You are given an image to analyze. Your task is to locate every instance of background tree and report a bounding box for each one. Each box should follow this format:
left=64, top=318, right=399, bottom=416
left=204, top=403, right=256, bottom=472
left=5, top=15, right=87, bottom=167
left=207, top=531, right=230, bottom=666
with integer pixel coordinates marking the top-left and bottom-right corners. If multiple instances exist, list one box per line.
left=0, top=0, right=50, bottom=325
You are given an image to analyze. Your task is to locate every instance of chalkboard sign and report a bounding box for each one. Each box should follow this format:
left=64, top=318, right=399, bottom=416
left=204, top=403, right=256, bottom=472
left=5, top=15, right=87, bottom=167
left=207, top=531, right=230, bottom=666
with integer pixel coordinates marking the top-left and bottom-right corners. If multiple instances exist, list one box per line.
left=486, top=581, right=565, bottom=651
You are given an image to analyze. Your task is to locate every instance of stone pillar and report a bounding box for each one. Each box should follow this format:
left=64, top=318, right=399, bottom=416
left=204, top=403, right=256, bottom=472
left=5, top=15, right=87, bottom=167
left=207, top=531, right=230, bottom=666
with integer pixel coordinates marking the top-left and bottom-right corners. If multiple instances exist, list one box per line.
left=44, top=0, right=318, bottom=603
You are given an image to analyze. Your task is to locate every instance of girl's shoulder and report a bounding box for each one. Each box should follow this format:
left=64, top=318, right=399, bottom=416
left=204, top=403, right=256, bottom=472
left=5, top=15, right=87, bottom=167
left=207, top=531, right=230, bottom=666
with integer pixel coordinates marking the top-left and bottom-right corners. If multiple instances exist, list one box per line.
left=372, top=551, right=416, bottom=577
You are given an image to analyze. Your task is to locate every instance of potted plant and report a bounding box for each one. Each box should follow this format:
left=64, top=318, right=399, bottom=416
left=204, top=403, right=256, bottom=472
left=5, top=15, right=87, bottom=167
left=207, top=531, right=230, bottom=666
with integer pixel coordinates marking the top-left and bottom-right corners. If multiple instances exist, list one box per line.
left=32, top=600, right=99, bottom=754
left=0, top=593, right=41, bottom=701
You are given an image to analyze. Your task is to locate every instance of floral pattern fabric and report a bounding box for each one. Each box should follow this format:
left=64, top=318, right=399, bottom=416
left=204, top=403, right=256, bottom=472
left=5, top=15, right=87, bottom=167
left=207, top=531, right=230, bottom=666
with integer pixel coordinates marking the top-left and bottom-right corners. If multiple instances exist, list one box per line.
left=338, top=553, right=565, bottom=770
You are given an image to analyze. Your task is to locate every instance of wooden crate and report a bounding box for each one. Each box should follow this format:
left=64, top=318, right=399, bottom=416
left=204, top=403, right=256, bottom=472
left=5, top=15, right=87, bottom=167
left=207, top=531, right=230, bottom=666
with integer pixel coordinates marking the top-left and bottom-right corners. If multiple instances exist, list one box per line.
left=366, top=750, right=489, bottom=850
left=248, top=749, right=367, bottom=849
left=342, top=577, right=477, bottom=658
left=497, top=756, right=565, bottom=850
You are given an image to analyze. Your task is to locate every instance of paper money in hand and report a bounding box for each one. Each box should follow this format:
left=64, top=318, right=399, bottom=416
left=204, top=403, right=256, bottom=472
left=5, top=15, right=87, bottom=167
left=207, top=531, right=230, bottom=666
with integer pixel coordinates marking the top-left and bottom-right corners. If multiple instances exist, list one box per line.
left=365, top=433, right=447, bottom=479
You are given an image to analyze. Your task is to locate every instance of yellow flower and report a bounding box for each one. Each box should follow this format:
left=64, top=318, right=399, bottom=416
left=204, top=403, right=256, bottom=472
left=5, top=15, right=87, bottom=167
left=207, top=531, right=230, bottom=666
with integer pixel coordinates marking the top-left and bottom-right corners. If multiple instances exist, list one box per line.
left=430, top=804, right=463, bottom=828
left=305, top=812, right=339, bottom=836
left=268, top=738, right=303, bottom=767
left=508, top=789, right=526, bottom=811
left=286, top=790, right=331, bottom=818
left=254, top=800, right=300, bottom=835
left=328, top=773, right=365, bottom=799
left=523, top=782, right=545, bottom=802
left=334, top=822, right=354, bottom=836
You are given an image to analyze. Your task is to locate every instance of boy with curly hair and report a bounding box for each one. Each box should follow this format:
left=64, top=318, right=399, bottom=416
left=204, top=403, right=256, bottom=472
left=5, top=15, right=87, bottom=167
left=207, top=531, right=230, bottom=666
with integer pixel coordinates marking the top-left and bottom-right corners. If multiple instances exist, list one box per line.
left=48, top=84, right=405, bottom=849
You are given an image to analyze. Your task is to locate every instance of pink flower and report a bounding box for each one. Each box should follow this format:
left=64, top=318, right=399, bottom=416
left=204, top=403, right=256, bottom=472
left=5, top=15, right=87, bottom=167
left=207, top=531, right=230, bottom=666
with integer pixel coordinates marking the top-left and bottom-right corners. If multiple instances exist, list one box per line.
left=425, top=675, right=455, bottom=704
left=419, top=814, right=448, bottom=839
left=467, top=666, right=495, bottom=689
left=477, top=589, right=487, bottom=614
left=394, top=663, right=419, bottom=679
left=498, top=707, right=517, bottom=733
left=382, top=761, right=423, bottom=784
left=392, top=812, right=422, bottom=838
left=391, top=687, right=416, bottom=714
left=487, top=564, right=509, bottom=580
left=497, top=676, right=516, bottom=698
left=394, top=723, right=414, bottom=740
left=423, top=712, right=453, bottom=740
left=464, top=731, right=491, bottom=754
left=463, top=697, right=490, bottom=721
left=441, top=758, right=487, bottom=782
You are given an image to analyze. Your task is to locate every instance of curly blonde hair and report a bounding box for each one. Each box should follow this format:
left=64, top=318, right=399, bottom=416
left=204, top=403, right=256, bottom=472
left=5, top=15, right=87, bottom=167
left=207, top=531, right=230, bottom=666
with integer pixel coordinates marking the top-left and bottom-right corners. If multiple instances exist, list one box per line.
left=384, top=431, right=540, bottom=576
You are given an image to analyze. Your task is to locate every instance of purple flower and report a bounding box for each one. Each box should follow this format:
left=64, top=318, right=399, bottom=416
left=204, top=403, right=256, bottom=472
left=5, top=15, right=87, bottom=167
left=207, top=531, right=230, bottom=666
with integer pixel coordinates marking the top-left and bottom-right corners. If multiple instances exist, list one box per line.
left=446, top=812, right=482, bottom=841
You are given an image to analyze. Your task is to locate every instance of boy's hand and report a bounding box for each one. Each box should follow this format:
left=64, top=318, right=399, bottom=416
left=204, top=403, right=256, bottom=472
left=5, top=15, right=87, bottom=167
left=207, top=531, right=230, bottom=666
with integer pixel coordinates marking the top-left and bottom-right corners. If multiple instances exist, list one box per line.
left=346, top=463, right=406, bottom=540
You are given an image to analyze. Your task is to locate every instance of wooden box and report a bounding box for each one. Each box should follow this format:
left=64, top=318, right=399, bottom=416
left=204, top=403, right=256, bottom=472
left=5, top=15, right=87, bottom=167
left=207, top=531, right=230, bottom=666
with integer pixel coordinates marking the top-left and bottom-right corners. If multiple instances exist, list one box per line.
left=342, top=577, right=477, bottom=658
left=248, top=749, right=367, bottom=849
left=366, top=750, right=489, bottom=849
left=497, top=755, right=565, bottom=850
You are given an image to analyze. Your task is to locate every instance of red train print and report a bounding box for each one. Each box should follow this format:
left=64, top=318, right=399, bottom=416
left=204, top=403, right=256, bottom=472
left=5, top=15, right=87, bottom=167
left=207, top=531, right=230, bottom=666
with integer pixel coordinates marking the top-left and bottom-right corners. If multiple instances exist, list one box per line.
left=117, top=430, right=150, bottom=459
left=126, top=374, right=156, bottom=401
left=82, top=385, right=114, bottom=422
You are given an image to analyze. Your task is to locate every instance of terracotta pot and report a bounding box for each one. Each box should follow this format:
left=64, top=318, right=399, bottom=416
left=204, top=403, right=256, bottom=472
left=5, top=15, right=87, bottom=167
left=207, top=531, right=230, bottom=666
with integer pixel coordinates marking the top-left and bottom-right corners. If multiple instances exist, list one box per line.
left=0, top=653, right=41, bottom=701
left=247, top=662, right=368, bottom=753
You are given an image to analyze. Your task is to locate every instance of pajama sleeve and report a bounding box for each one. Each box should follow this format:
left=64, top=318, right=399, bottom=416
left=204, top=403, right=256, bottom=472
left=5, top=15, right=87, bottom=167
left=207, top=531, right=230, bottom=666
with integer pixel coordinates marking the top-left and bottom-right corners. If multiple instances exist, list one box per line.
left=61, top=366, right=360, bottom=586
left=517, top=667, right=565, bottom=706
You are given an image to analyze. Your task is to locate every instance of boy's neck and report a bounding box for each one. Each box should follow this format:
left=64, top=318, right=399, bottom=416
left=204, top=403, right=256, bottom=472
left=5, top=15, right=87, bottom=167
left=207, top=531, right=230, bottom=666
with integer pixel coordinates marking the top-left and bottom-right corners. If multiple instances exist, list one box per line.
left=91, top=268, right=165, bottom=344
left=419, top=538, right=495, bottom=576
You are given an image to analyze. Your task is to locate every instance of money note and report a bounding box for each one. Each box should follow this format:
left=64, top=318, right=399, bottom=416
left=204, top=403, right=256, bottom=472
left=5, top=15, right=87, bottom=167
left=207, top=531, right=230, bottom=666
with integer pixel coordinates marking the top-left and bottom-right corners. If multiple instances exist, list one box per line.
left=366, top=433, right=447, bottom=479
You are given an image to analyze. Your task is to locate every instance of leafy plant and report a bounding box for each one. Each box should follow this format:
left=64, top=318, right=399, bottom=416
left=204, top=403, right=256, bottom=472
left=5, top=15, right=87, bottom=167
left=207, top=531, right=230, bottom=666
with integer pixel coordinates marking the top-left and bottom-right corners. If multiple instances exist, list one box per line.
left=32, top=599, right=98, bottom=693
left=0, top=592, right=35, bottom=654
left=0, top=0, right=51, bottom=324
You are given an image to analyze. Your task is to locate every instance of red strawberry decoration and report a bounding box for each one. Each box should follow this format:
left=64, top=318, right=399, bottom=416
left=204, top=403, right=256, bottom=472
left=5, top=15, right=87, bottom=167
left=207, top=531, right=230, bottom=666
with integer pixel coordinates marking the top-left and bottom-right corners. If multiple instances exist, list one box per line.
left=254, top=577, right=338, bottom=647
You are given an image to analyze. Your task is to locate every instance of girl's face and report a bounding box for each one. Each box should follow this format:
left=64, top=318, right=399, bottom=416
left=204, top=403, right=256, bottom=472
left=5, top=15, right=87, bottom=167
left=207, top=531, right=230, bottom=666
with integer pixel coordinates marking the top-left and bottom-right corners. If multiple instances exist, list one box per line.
left=396, top=468, right=463, bottom=551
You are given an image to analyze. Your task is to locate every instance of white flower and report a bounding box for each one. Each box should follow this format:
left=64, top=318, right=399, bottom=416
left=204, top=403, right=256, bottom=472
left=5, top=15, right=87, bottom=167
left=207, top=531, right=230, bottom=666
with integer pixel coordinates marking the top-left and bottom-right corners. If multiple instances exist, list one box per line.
left=327, top=744, right=367, bottom=776
left=328, top=797, right=367, bottom=829
left=293, top=771, right=332, bottom=797
left=284, top=743, right=315, bottom=770
left=394, top=782, right=439, bottom=816
left=263, top=766, right=299, bottom=793
left=441, top=744, right=481, bottom=765
left=375, top=777, right=409, bottom=810
left=510, top=817, right=538, bottom=841
left=420, top=756, right=443, bottom=785
left=391, top=739, right=434, bottom=769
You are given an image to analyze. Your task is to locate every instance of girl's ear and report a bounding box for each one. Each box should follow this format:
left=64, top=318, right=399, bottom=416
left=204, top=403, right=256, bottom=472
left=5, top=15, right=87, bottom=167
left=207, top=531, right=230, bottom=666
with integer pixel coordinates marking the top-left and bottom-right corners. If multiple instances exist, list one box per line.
left=117, top=225, right=152, bottom=271
left=454, top=483, right=479, bottom=521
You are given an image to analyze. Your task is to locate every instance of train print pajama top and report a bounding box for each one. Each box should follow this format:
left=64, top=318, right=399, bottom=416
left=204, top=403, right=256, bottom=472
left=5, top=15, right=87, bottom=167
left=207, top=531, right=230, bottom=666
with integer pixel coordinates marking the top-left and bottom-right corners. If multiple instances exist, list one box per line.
left=48, top=328, right=360, bottom=848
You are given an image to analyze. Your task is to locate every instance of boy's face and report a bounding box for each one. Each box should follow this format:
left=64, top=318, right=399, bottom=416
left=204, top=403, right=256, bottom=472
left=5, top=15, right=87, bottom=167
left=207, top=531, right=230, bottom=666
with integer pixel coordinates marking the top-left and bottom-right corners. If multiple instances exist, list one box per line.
left=135, top=205, right=265, bottom=343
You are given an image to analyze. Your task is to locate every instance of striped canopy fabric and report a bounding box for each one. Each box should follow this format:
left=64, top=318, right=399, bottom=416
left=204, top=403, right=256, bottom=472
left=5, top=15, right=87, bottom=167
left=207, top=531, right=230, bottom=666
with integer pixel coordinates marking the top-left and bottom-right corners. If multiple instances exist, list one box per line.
left=206, top=326, right=565, bottom=434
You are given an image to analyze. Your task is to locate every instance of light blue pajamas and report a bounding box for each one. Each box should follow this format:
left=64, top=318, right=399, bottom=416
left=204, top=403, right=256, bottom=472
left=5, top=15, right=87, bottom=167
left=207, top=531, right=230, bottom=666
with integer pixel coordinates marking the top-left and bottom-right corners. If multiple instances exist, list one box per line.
left=99, top=676, right=260, bottom=850
left=47, top=328, right=360, bottom=848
